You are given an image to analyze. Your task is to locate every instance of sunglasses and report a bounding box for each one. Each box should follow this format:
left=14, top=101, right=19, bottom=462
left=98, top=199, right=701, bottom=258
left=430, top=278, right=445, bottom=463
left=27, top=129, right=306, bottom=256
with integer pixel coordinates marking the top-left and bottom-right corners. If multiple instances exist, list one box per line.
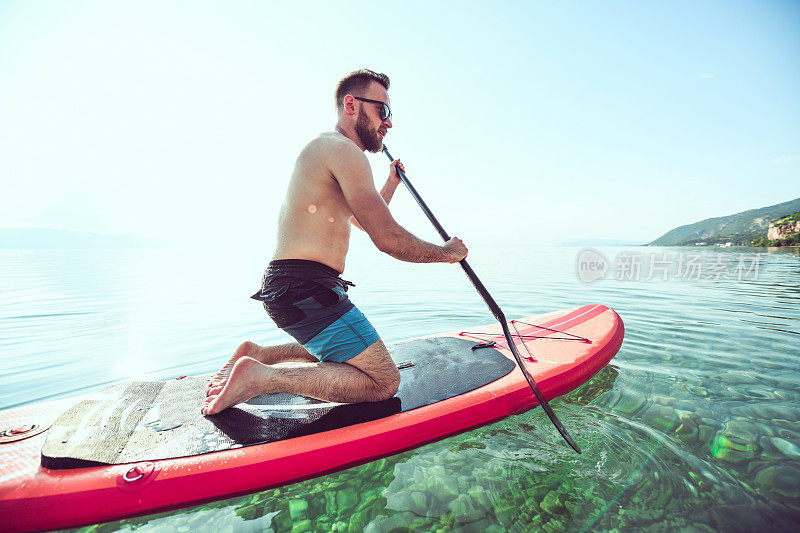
left=353, top=97, right=391, bottom=121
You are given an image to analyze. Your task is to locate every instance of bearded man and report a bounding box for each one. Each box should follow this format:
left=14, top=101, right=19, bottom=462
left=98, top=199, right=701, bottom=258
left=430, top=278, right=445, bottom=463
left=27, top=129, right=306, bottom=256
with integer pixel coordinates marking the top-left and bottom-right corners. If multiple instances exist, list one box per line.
left=202, top=69, right=467, bottom=414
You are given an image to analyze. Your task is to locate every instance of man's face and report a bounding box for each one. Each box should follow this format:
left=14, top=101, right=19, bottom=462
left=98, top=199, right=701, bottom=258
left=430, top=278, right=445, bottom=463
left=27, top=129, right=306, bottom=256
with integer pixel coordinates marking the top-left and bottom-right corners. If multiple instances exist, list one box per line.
left=354, top=82, right=391, bottom=153
left=355, top=109, right=383, bottom=153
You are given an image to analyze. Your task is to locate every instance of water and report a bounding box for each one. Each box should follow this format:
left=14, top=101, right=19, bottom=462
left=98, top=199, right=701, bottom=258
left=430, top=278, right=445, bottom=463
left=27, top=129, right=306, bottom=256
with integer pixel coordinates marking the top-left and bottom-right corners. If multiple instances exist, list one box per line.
left=2, top=242, right=799, bottom=531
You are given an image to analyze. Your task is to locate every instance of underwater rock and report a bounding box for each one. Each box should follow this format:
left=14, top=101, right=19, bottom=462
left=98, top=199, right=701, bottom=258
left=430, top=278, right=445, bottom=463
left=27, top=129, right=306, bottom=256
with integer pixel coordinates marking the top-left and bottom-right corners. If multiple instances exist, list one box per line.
left=673, top=410, right=701, bottom=443
left=746, top=459, right=770, bottom=476
left=468, top=485, right=491, bottom=511
left=427, top=496, right=452, bottom=518
left=410, top=491, right=428, bottom=516
left=433, top=450, right=453, bottom=466
left=325, top=480, right=347, bottom=492
left=386, top=490, right=428, bottom=517
left=541, top=516, right=569, bottom=533
left=355, top=488, right=382, bottom=513
left=450, top=493, right=483, bottom=523
left=336, top=488, right=359, bottom=512
left=429, top=480, right=459, bottom=503
left=754, top=464, right=800, bottom=499
left=540, top=491, right=566, bottom=515
left=564, top=500, right=581, bottom=515
left=384, top=491, right=411, bottom=513
left=492, top=498, right=517, bottom=523
left=413, top=468, right=428, bottom=486
left=710, top=420, right=760, bottom=463
left=288, top=499, right=308, bottom=521
left=348, top=509, right=369, bottom=531
left=456, top=474, right=473, bottom=492
left=235, top=501, right=265, bottom=522
left=289, top=519, right=312, bottom=533
left=651, top=395, right=678, bottom=407
left=610, top=390, right=648, bottom=416
left=759, top=436, right=800, bottom=461
left=731, top=403, right=800, bottom=423
left=325, top=492, right=337, bottom=515
left=775, top=426, right=800, bottom=441
left=363, top=514, right=398, bottom=533
left=641, top=403, right=679, bottom=432
left=698, top=419, right=717, bottom=447
left=423, top=465, right=445, bottom=485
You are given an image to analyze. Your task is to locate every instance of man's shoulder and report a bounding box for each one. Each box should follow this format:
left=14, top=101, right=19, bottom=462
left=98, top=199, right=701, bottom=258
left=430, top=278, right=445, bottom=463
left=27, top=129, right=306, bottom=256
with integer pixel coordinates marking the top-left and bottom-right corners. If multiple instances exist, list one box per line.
left=303, top=132, right=365, bottom=164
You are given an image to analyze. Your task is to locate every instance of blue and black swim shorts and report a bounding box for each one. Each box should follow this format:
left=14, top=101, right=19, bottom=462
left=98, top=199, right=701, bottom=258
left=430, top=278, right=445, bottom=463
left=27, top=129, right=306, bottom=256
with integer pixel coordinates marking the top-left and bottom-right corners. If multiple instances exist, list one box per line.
left=250, top=259, right=380, bottom=363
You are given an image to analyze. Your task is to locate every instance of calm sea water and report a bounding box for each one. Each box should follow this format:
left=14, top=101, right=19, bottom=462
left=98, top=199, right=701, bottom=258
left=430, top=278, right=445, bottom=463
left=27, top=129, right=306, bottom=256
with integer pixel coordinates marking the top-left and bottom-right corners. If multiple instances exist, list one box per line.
left=1, top=242, right=799, bottom=531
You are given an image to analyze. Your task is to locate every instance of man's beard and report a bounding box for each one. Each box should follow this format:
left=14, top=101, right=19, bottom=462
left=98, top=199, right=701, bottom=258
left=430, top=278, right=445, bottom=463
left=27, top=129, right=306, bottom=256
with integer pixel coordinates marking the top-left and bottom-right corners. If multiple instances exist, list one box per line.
left=355, top=109, right=383, bottom=153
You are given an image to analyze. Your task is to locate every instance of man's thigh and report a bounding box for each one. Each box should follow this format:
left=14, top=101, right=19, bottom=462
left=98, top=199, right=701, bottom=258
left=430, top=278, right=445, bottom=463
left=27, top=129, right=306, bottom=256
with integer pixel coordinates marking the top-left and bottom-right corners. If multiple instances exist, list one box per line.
left=346, top=339, right=400, bottom=388
left=304, top=304, right=381, bottom=363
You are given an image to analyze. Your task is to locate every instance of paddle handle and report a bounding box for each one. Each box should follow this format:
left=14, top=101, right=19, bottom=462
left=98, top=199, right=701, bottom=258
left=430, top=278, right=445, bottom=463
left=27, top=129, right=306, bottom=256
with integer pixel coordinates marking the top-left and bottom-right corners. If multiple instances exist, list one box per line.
left=381, top=145, right=581, bottom=454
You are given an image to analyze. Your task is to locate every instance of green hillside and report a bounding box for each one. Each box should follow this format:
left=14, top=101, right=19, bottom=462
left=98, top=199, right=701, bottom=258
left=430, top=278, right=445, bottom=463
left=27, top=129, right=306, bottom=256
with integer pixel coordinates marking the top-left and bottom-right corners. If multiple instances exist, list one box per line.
left=751, top=211, right=800, bottom=247
left=648, top=197, right=800, bottom=246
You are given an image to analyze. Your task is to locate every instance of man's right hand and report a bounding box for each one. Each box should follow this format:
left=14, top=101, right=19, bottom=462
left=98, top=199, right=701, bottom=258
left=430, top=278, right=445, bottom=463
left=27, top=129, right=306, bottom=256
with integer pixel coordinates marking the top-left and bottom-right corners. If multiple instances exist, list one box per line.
left=443, top=237, right=468, bottom=263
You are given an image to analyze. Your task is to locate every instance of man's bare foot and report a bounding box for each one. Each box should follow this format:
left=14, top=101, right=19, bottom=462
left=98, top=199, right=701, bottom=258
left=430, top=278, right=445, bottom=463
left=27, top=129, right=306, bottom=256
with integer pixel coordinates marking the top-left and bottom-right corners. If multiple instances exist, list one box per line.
left=201, top=357, right=271, bottom=415
left=207, top=341, right=260, bottom=395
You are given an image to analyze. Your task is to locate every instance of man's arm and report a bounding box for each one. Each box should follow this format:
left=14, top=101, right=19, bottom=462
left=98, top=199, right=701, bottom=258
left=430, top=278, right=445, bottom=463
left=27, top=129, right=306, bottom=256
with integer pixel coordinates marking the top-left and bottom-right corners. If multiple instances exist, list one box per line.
left=351, top=160, right=401, bottom=231
left=331, top=142, right=466, bottom=264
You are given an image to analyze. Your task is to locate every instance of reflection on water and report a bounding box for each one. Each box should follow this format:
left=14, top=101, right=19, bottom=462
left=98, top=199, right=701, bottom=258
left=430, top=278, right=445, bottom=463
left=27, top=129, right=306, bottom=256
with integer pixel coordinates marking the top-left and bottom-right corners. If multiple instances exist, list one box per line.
left=2, top=245, right=799, bottom=531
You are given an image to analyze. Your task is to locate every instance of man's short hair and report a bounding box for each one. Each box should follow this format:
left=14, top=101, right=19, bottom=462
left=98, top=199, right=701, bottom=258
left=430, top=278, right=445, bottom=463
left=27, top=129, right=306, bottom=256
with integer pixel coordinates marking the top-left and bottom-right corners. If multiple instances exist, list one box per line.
left=335, top=69, right=390, bottom=111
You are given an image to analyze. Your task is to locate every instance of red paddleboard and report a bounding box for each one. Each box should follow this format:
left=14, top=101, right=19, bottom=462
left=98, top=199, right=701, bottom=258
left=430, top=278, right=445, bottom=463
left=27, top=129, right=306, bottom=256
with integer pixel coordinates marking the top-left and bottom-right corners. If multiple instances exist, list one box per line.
left=0, top=304, right=623, bottom=532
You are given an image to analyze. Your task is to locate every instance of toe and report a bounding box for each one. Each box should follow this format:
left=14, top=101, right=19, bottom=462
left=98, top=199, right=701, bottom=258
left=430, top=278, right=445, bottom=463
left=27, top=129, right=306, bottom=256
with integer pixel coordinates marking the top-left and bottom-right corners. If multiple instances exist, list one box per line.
left=201, top=397, right=215, bottom=415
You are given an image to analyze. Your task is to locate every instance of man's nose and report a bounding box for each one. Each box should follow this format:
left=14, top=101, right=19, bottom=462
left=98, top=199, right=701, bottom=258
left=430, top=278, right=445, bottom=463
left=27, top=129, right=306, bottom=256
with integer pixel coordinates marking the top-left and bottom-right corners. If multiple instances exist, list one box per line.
left=384, top=118, right=392, bottom=129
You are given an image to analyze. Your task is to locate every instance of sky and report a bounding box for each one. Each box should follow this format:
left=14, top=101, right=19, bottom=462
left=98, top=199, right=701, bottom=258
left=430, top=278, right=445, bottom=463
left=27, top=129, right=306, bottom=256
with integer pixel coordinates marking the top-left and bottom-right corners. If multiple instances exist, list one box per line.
left=1, top=0, right=799, bottom=247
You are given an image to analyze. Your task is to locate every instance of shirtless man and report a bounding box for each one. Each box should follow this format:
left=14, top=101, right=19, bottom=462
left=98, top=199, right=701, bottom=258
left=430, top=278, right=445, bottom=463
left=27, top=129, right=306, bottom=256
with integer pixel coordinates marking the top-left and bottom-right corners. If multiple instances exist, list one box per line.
left=201, top=69, right=468, bottom=415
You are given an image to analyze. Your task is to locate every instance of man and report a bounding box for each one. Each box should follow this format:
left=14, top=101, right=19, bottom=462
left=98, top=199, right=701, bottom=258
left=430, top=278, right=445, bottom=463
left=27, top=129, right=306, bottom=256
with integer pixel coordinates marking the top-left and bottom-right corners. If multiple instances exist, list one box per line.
left=202, top=69, right=468, bottom=415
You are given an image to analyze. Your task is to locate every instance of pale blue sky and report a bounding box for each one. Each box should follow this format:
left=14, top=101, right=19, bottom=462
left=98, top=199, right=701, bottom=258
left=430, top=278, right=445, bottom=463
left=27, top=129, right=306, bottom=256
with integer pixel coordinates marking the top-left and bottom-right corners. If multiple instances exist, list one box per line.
left=1, top=0, right=798, bottom=246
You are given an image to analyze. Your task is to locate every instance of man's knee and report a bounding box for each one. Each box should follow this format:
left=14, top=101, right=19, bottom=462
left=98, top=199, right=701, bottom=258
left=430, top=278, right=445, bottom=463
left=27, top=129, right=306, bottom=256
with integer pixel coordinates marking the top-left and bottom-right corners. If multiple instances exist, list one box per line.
left=363, top=353, right=400, bottom=401
left=377, top=365, right=401, bottom=399
left=348, top=340, right=401, bottom=400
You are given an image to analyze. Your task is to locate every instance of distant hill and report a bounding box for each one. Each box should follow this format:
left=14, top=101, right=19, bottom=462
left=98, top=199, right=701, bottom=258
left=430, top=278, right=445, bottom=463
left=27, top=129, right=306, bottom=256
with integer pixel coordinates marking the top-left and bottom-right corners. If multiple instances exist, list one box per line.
left=0, top=228, right=168, bottom=248
left=648, top=197, right=800, bottom=246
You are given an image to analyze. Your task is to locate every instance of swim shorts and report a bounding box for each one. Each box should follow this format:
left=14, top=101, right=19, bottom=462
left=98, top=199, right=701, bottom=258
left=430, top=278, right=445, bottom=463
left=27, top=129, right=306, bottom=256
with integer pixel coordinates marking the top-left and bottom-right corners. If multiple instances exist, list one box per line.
left=250, top=259, right=380, bottom=363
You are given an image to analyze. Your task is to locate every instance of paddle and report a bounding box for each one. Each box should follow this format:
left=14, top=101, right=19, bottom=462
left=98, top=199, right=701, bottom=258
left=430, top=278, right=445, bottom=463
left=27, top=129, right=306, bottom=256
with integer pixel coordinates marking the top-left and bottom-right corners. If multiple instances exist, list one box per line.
left=381, top=145, right=582, bottom=454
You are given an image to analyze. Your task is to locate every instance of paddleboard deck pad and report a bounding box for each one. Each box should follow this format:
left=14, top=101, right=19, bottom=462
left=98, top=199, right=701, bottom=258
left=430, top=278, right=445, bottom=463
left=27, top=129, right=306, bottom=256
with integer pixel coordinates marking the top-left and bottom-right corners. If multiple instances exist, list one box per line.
left=41, top=337, right=515, bottom=468
left=0, top=304, right=624, bottom=532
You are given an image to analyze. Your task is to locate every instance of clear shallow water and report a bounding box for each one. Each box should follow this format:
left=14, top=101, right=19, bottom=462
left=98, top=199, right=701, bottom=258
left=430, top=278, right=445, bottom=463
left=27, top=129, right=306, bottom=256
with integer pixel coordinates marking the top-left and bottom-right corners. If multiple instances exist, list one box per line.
left=1, top=243, right=799, bottom=531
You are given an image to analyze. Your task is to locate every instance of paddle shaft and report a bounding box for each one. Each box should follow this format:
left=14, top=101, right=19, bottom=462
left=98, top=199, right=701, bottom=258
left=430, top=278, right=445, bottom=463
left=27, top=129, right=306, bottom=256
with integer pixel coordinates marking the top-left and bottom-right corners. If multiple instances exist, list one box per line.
left=381, top=145, right=581, bottom=454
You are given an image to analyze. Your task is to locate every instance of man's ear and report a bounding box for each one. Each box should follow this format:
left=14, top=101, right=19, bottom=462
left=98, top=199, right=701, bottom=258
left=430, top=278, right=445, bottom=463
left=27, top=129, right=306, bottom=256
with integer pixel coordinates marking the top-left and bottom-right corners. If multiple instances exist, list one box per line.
left=343, top=94, right=356, bottom=116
